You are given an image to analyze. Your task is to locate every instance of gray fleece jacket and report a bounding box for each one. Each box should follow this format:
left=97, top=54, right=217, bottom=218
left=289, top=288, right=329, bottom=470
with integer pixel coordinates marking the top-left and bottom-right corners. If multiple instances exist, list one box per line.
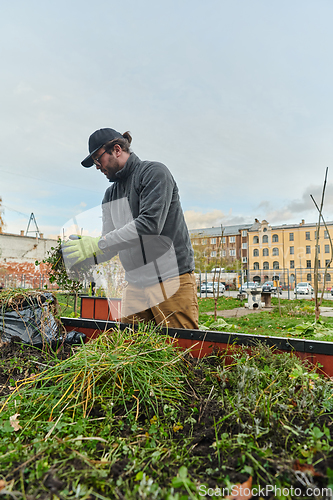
left=100, top=152, right=194, bottom=286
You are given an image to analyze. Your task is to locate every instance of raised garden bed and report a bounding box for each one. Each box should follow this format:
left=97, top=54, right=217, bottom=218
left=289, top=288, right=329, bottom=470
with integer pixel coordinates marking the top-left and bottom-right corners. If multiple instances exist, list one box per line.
left=1, top=328, right=333, bottom=498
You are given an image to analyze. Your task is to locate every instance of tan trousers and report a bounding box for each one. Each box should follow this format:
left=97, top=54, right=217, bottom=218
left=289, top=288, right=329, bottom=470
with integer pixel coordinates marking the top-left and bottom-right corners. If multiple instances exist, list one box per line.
left=121, top=272, right=199, bottom=330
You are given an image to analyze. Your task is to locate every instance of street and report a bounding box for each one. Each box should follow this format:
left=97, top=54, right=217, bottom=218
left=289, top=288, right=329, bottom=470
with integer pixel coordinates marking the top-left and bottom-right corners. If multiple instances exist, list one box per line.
left=198, top=289, right=333, bottom=301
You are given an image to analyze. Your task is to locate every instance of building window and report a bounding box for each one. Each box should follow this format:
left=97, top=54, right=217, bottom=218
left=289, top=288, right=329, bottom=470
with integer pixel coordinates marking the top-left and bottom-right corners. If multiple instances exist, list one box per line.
left=263, top=227, right=267, bottom=232
left=272, top=234, right=279, bottom=242
left=222, top=250, right=226, bottom=257
left=272, top=247, right=279, bottom=256
left=318, top=260, right=321, bottom=268
left=222, top=237, right=226, bottom=243
left=242, top=230, right=247, bottom=237
left=326, top=273, right=331, bottom=281
left=263, top=261, right=269, bottom=270
left=253, top=262, right=259, bottom=270
left=253, top=236, right=259, bottom=244
left=242, top=257, right=247, bottom=263
left=210, top=238, right=216, bottom=244
left=290, top=246, right=294, bottom=255
left=325, top=244, right=330, bottom=253
left=273, top=261, right=279, bottom=270
left=325, top=230, right=329, bottom=239
left=306, top=260, right=311, bottom=268
left=289, top=233, right=294, bottom=241
left=253, top=249, right=259, bottom=257
left=306, top=246, right=311, bottom=254
left=262, top=235, right=268, bottom=243
left=242, top=243, right=247, bottom=249
left=305, top=232, right=310, bottom=240
left=229, top=236, right=235, bottom=243
left=263, top=248, right=269, bottom=256
left=317, top=245, right=320, bottom=253
left=202, top=239, right=206, bottom=244
left=290, top=260, right=295, bottom=269
left=326, top=259, right=331, bottom=267
left=307, top=273, right=312, bottom=281
left=229, top=249, right=236, bottom=256
left=210, top=251, right=216, bottom=257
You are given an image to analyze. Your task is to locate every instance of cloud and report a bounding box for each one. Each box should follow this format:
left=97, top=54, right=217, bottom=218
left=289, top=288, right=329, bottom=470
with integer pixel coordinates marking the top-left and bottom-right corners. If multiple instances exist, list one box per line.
left=184, top=209, right=251, bottom=229
left=257, top=182, right=333, bottom=224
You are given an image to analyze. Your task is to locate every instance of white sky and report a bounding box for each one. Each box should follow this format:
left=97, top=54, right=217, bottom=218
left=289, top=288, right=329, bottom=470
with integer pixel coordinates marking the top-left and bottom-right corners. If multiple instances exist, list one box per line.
left=1, top=0, right=333, bottom=237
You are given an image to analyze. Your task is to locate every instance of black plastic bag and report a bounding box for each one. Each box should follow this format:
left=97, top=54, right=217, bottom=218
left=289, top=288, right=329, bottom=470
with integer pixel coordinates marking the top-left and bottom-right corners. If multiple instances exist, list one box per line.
left=55, top=330, right=86, bottom=347
left=0, top=292, right=59, bottom=346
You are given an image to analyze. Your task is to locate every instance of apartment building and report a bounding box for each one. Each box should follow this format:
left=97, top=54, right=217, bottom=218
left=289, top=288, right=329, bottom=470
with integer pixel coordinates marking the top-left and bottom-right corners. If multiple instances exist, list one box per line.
left=248, top=219, right=333, bottom=286
left=189, top=223, right=254, bottom=270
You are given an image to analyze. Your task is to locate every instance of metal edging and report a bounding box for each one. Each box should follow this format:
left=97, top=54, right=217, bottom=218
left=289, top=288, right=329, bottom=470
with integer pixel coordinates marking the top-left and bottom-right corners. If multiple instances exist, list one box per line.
left=60, top=317, right=333, bottom=356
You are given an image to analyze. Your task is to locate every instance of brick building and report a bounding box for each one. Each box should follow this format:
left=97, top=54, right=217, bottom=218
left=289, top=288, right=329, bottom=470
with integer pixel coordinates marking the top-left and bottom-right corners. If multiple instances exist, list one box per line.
left=0, top=231, right=58, bottom=288
left=189, top=222, right=257, bottom=272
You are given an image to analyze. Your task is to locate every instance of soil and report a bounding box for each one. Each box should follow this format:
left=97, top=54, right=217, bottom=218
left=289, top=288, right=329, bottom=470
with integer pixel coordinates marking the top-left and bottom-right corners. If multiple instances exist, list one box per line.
left=206, top=307, right=274, bottom=318
left=0, top=339, right=72, bottom=399
left=207, top=306, right=333, bottom=319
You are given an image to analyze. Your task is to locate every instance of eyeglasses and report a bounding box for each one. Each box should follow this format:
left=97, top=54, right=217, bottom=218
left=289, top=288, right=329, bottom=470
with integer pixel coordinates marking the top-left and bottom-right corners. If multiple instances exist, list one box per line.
left=93, top=150, right=107, bottom=166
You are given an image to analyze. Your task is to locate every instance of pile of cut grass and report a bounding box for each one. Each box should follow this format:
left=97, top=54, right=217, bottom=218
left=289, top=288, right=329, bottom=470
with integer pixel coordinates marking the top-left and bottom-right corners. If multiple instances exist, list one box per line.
left=0, top=324, right=187, bottom=424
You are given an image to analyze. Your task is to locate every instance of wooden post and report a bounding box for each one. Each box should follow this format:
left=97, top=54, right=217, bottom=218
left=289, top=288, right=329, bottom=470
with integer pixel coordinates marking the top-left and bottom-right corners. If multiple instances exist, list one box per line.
left=261, top=292, right=271, bottom=308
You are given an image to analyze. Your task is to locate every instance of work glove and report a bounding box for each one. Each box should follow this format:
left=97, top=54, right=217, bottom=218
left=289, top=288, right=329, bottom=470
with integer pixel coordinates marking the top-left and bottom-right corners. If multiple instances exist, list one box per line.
left=61, top=235, right=103, bottom=266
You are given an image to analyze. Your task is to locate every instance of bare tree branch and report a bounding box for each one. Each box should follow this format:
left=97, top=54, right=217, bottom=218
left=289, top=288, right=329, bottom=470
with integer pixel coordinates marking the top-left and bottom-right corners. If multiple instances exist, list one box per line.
left=311, top=167, right=328, bottom=320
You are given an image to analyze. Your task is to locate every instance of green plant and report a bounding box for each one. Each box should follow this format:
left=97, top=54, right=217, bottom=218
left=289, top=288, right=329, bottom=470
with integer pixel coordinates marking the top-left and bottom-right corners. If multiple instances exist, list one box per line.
left=36, top=239, right=89, bottom=315
left=171, top=466, right=197, bottom=499
left=198, top=317, right=239, bottom=331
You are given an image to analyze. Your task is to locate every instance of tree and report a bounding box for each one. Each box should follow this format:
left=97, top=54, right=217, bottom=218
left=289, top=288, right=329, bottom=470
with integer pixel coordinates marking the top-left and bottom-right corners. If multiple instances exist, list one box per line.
left=212, top=226, right=224, bottom=320
left=36, top=239, right=92, bottom=316
left=310, top=169, right=333, bottom=320
left=190, top=233, right=210, bottom=271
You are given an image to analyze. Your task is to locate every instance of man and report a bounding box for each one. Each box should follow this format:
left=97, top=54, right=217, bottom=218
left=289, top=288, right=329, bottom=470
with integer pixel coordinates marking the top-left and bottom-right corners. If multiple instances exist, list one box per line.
left=63, top=128, right=198, bottom=329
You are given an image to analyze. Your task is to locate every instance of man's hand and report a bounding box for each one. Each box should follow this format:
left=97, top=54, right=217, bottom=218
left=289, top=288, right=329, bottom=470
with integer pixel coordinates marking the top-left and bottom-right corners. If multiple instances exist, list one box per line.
left=61, top=236, right=103, bottom=266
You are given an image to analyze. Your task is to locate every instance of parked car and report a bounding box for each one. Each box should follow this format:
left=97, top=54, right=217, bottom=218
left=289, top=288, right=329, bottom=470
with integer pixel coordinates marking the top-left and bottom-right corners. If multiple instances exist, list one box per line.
left=262, top=281, right=282, bottom=294
left=239, top=281, right=259, bottom=293
left=294, top=282, right=314, bottom=295
left=200, top=281, right=225, bottom=294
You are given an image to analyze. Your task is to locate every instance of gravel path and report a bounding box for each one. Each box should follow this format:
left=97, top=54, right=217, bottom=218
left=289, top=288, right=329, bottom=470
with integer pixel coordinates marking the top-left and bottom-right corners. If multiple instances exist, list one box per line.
left=206, top=307, right=273, bottom=318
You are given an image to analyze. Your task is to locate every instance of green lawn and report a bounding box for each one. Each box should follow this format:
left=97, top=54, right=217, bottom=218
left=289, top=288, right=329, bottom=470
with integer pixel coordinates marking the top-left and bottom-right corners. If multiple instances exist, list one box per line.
left=199, top=297, right=333, bottom=341
left=55, top=292, right=82, bottom=318
left=197, top=295, right=246, bottom=313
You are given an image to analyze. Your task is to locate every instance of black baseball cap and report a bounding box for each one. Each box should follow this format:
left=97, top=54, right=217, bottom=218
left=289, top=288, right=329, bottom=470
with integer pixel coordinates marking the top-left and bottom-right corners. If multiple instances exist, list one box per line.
left=81, top=128, right=123, bottom=167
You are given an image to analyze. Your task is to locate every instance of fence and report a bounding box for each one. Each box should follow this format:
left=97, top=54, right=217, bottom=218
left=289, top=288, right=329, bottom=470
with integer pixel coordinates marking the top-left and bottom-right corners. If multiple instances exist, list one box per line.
left=247, top=267, right=333, bottom=291
left=196, top=268, right=333, bottom=300
left=1, top=274, right=58, bottom=290
left=3, top=268, right=332, bottom=295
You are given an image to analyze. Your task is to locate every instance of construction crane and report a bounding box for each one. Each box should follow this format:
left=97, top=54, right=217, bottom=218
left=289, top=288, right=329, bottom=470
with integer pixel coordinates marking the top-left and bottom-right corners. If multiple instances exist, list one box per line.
left=25, top=213, right=41, bottom=238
